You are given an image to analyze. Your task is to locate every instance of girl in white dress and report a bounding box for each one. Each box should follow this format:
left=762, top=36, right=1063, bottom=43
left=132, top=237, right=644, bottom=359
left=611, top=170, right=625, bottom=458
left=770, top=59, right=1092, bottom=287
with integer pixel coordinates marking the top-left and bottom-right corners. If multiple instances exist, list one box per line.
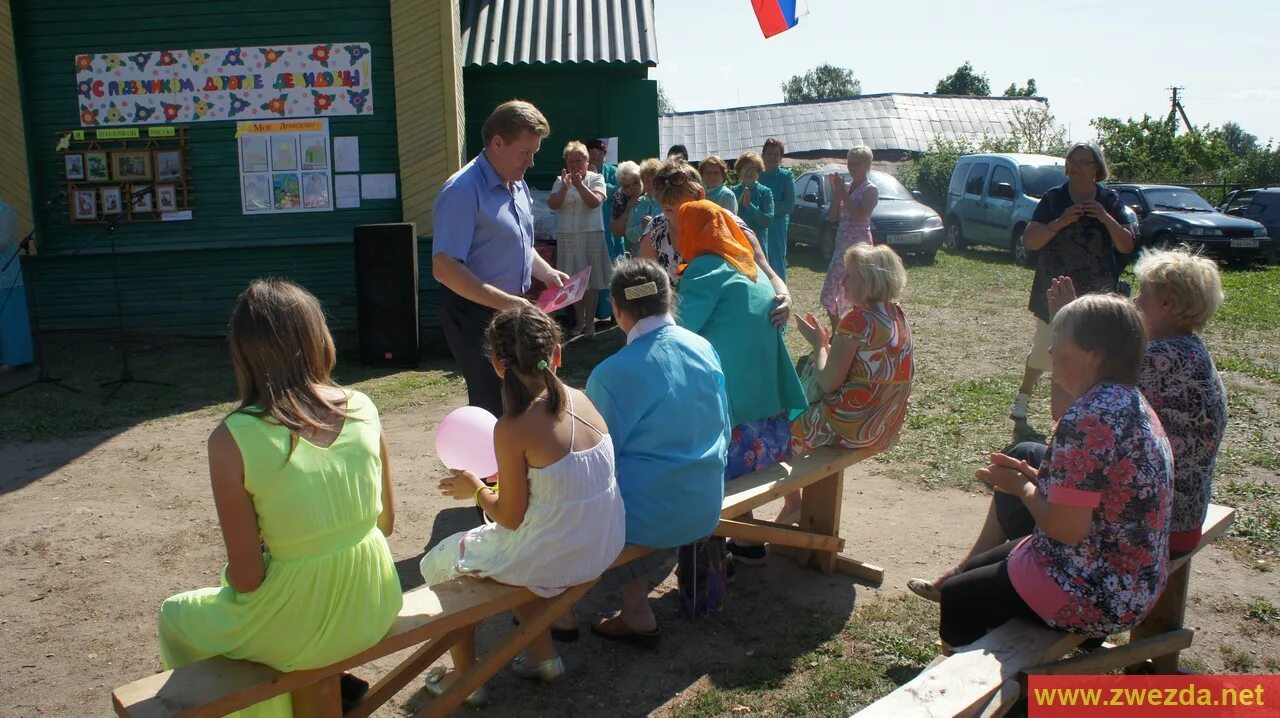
left=420, top=305, right=625, bottom=703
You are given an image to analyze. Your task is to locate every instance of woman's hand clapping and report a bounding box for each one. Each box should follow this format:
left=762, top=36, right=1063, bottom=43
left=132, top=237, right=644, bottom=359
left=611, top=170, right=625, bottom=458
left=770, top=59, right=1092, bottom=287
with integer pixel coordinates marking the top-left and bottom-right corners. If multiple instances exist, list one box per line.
left=976, top=452, right=1037, bottom=497
left=439, top=468, right=484, bottom=501
left=1047, top=275, right=1078, bottom=318
left=795, top=311, right=830, bottom=349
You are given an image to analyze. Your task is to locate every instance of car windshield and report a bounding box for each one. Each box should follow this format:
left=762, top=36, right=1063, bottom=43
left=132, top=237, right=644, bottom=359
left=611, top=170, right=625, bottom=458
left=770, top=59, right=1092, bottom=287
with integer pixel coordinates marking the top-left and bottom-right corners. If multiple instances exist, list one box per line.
left=831, top=169, right=913, bottom=201
left=1019, top=163, right=1066, bottom=198
left=1144, top=188, right=1215, bottom=212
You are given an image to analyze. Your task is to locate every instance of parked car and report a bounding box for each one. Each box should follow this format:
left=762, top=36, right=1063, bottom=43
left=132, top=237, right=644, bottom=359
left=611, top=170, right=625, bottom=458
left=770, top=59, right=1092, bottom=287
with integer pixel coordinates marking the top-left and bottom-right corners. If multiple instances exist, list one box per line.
left=944, top=153, right=1065, bottom=265
left=1111, top=184, right=1272, bottom=263
left=1219, top=187, right=1280, bottom=263
left=789, top=167, right=944, bottom=262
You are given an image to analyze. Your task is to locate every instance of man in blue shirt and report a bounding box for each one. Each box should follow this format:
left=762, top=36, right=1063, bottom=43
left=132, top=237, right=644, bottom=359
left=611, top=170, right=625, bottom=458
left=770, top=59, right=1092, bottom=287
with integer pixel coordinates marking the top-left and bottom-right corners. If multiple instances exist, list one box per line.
left=433, top=100, right=568, bottom=416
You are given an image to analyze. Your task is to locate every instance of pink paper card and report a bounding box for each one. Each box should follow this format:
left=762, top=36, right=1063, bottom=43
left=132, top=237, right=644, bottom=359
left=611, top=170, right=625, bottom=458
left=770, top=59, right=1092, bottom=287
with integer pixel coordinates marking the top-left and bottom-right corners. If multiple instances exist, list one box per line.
left=537, top=267, right=591, bottom=313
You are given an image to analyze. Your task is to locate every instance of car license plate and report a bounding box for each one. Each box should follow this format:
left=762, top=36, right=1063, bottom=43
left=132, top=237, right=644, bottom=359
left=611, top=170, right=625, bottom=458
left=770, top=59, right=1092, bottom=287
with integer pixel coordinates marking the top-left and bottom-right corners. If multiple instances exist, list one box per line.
left=1230, top=238, right=1259, bottom=248
left=887, top=233, right=922, bottom=246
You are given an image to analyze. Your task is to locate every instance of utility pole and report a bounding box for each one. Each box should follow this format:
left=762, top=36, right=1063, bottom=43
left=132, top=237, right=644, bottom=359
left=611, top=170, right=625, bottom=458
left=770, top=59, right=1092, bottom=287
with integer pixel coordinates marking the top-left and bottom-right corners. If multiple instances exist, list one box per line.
left=1168, top=86, right=1196, bottom=135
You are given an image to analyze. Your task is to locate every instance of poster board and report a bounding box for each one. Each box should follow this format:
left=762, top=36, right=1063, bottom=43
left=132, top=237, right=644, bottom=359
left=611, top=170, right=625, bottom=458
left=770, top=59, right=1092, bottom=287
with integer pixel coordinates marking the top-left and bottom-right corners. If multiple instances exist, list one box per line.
left=57, top=126, right=192, bottom=223
left=237, top=119, right=332, bottom=214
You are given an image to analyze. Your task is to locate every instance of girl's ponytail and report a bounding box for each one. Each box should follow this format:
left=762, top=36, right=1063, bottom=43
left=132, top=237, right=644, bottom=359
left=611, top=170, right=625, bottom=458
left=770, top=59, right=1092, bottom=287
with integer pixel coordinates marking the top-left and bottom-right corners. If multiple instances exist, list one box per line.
left=485, top=305, right=566, bottom=417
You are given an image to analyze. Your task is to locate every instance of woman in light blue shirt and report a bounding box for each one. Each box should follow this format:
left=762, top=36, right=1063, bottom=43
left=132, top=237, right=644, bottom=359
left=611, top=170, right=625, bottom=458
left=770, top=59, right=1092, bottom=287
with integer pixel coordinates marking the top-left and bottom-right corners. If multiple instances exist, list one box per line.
left=699, top=155, right=738, bottom=214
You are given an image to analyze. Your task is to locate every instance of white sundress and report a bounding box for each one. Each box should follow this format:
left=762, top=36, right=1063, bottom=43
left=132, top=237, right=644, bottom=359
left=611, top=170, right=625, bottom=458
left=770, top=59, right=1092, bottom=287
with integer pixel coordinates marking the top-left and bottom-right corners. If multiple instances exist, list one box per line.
left=419, top=395, right=627, bottom=596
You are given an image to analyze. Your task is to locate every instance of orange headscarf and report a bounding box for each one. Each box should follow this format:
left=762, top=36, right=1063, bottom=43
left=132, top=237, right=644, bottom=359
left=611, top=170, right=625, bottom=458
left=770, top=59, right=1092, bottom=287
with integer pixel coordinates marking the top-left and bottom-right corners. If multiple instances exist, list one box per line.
left=675, top=200, right=758, bottom=281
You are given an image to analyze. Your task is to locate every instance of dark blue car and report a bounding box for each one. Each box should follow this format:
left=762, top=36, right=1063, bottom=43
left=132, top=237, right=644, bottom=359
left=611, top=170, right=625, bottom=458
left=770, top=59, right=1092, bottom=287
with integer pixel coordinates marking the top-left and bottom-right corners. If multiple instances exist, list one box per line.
left=1111, top=183, right=1272, bottom=263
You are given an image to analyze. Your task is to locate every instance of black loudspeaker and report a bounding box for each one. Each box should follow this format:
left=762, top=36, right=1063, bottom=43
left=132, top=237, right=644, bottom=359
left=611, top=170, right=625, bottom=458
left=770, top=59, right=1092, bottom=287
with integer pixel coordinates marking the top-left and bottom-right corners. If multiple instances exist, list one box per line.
left=353, top=223, right=420, bottom=367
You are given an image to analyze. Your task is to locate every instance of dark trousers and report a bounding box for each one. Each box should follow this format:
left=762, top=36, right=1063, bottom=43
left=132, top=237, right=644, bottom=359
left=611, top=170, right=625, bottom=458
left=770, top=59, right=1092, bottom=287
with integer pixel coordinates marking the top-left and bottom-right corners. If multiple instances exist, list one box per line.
left=438, top=285, right=503, bottom=418
left=938, top=540, right=1048, bottom=647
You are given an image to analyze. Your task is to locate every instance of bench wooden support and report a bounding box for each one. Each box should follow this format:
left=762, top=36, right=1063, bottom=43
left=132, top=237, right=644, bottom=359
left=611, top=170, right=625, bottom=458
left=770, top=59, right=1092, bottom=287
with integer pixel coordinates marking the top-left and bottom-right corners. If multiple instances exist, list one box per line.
left=714, top=518, right=845, bottom=553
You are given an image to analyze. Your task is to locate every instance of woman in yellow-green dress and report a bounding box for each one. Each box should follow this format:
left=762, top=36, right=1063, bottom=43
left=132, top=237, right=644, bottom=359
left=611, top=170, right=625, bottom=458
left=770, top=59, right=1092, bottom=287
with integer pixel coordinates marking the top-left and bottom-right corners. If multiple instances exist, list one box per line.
left=157, top=279, right=403, bottom=717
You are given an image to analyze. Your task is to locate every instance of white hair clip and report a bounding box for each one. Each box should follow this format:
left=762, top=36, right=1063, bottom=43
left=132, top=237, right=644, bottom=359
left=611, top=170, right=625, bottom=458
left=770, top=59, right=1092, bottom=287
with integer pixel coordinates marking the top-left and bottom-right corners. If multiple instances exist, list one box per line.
left=623, top=281, right=658, bottom=300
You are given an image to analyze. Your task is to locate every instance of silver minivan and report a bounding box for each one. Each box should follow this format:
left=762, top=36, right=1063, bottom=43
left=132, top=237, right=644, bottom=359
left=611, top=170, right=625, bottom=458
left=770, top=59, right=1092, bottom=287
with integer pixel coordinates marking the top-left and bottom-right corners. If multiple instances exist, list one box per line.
left=944, top=153, right=1065, bottom=265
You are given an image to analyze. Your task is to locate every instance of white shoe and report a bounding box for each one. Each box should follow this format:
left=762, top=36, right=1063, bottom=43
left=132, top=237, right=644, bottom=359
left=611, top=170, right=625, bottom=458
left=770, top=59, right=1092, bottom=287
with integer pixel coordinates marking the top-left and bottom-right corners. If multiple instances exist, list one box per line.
left=510, top=654, right=565, bottom=682
left=1009, top=393, right=1030, bottom=420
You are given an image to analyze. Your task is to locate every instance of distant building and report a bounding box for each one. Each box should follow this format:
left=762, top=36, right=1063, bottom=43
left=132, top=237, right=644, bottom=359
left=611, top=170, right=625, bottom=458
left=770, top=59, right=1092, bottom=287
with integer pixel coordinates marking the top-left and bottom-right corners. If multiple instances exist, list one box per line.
left=660, top=93, right=1048, bottom=162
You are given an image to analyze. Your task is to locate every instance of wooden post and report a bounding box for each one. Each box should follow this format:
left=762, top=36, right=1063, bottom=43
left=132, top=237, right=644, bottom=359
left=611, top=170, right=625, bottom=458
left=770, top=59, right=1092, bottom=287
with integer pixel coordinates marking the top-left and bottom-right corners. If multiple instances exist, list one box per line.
left=290, top=674, right=342, bottom=718
left=345, top=629, right=466, bottom=718
left=1126, top=560, right=1191, bottom=673
left=799, top=471, right=844, bottom=574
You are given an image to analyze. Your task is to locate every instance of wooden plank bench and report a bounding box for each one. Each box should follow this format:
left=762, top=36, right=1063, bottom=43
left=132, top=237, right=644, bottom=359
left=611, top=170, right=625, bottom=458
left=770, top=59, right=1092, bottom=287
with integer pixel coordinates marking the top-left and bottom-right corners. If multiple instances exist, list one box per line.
left=112, top=446, right=875, bottom=717
left=853, top=503, right=1236, bottom=718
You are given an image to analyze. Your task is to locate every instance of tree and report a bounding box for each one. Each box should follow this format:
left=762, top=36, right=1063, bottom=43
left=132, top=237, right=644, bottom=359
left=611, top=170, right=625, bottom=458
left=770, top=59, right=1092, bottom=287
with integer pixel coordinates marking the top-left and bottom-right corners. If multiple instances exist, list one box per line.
left=781, top=64, right=861, bottom=103
left=657, top=82, right=675, bottom=114
left=935, top=62, right=990, bottom=96
left=981, top=105, right=1068, bottom=156
left=1003, top=78, right=1038, bottom=97
left=1221, top=121, right=1259, bottom=157
left=1091, top=114, right=1236, bottom=187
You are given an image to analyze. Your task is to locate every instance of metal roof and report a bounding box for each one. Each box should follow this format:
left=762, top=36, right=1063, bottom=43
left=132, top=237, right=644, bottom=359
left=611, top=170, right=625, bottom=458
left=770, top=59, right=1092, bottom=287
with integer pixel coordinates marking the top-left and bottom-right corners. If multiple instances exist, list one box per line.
left=660, top=94, right=1050, bottom=159
left=460, top=0, right=658, bottom=67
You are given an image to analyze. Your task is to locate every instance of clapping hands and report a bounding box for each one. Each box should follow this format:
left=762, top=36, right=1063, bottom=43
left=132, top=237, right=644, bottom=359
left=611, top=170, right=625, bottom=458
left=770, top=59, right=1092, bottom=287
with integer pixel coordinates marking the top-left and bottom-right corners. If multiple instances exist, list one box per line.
left=795, top=311, right=831, bottom=348
left=1047, top=275, right=1078, bottom=318
left=976, top=453, right=1037, bottom=496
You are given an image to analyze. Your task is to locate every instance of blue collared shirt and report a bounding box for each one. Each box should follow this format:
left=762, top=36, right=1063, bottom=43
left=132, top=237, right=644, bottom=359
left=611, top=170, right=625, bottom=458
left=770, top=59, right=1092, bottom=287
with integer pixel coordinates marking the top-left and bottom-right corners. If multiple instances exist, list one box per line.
left=432, top=151, right=535, bottom=295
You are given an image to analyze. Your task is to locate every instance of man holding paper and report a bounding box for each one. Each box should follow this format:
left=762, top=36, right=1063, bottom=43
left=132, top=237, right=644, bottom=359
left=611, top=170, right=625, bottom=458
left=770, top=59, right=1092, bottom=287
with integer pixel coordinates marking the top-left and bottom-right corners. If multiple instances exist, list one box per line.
left=433, top=100, right=569, bottom=417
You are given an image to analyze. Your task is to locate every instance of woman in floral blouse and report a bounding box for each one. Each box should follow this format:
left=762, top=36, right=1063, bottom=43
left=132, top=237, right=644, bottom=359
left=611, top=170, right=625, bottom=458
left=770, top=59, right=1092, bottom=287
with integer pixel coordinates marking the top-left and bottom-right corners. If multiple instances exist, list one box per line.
left=938, top=293, right=1173, bottom=647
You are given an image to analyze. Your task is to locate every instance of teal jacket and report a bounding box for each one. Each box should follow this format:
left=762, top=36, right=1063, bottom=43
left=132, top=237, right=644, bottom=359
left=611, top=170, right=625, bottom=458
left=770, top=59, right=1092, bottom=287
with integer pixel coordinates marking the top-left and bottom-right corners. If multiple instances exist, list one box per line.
left=706, top=184, right=738, bottom=214
left=732, top=181, right=775, bottom=237
left=677, top=255, right=806, bottom=427
left=759, top=167, right=795, bottom=231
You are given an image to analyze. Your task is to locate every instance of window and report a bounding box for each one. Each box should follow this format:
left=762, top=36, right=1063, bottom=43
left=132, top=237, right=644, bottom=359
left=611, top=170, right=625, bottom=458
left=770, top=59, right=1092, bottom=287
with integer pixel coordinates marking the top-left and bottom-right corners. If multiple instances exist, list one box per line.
left=963, top=163, right=989, bottom=196
left=1250, top=193, right=1280, bottom=220
left=1225, top=191, right=1255, bottom=215
left=949, top=163, right=968, bottom=196
left=988, top=165, right=1016, bottom=199
left=803, top=175, right=822, bottom=203
left=1118, top=190, right=1143, bottom=212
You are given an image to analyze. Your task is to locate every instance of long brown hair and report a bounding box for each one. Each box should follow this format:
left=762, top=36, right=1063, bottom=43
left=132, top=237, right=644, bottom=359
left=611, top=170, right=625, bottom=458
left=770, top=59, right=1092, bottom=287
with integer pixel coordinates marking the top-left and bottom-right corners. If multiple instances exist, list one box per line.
left=484, top=305, right=566, bottom=418
left=227, top=279, right=349, bottom=440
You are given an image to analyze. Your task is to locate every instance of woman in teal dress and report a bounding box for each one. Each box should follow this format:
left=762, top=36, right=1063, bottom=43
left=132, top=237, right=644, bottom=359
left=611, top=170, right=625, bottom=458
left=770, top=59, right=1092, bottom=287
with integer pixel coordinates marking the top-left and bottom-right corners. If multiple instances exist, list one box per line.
left=157, top=279, right=403, bottom=718
left=699, top=155, right=738, bottom=214
left=758, top=138, right=796, bottom=281
left=732, top=152, right=776, bottom=261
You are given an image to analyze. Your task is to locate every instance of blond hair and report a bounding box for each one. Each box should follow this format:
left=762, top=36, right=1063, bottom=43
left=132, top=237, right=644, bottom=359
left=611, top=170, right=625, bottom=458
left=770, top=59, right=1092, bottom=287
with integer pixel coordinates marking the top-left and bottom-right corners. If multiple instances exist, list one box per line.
left=616, top=160, right=641, bottom=185
left=735, top=151, right=765, bottom=174
left=482, top=100, right=550, bottom=145
left=843, top=243, right=907, bottom=304
left=847, top=145, right=873, bottom=166
left=563, top=140, right=588, bottom=161
left=653, top=160, right=705, bottom=207
left=639, top=157, right=663, bottom=182
left=1132, top=246, right=1224, bottom=332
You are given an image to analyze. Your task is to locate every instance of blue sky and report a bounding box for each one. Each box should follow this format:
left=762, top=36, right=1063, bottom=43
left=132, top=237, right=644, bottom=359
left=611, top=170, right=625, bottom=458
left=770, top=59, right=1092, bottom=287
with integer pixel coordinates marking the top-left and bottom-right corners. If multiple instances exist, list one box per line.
left=651, top=0, right=1280, bottom=144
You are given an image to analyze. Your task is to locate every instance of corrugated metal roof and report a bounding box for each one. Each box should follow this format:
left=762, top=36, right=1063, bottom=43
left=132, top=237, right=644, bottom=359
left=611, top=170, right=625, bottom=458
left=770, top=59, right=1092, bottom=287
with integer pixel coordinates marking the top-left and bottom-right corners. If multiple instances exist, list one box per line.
left=460, top=0, right=658, bottom=67
left=660, top=94, right=1049, bottom=158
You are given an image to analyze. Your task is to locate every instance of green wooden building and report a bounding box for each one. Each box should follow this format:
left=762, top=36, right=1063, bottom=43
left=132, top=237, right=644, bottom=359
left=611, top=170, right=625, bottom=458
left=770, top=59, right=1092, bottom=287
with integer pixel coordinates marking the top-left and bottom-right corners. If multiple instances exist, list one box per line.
left=2, top=0, right=658, bottom=337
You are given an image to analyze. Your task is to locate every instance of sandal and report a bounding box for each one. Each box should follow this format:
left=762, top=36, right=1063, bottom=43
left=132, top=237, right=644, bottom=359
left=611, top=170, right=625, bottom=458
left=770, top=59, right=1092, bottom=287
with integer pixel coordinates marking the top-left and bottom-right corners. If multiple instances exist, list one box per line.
left=590, top=615, right=660, bottom=650
left=423, top=667, right=488, bottom=707
left=907, top=578, right=941, bottom=603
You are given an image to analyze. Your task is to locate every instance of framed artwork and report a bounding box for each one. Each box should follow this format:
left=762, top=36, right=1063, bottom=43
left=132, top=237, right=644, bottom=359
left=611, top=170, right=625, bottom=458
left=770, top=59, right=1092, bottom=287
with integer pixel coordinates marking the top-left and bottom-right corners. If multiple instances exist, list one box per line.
left=301, top=172, right=330, bottom=209
left=113, top=151, right=151, bottom=181
left=132, top=185, right=154, bottom=212
left=271, top=137, right=298, bottom=171
left=156, top=184, right=178, bottom=212
left=64, top=153, right=85, bottom=181
left=100, top=186, right=123, bottom=215
left=272, top=173, right=301, bottom=210
left=72, top=189, right=97, bottom=219
left=155, top=150, right=183, bottom=181
left=240, top=136, right=269, bottom=173
left=86, top=152, right=110, bottom=181
left=243, top=174, right=271, bottom=213
left=300, top=134, right=328, bottom=170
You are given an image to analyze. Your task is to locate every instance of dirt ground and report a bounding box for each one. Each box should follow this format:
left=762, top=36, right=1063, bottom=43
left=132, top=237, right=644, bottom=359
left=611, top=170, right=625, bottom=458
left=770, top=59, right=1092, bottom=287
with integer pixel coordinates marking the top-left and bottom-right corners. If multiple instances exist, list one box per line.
left=2, top=384, right=1277, bottom=718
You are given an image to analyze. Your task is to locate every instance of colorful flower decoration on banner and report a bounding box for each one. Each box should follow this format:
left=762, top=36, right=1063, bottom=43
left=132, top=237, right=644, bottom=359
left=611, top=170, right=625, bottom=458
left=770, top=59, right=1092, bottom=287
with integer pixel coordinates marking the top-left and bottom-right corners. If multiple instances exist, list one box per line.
left=346, top=88, right=369, bottom=114
left=312, top=90, right=335, bottom=113
left=159, top=51, right=178, bottom=67
left=222, top=48, right=245, bottom=67
left=260, top=48, right=285, bottom=67
left=309, top=44, right=332, bottom=68
left=133, top=105, right=156, bottom=123
left=79, top=108, right=98, bottom=126
left=128, top=52, right=153, bottom=72
left=189, top=50, right=210, bottom=69
left=104, top=55, right=125, bottom=70
left=77, top=80, right=93, bottom=98
left=76, top=54, right=94, bottom=72
left=260, top=94, right=288, bottom=116
left=104, top=102, right=126, bottom=124
left=193, top=97, right=214, bottom=119
left=343, top=44, right=368, bottom=63
left=162, top=102, right=182, bottom=121
left=228, top=93, right=252, bottom=117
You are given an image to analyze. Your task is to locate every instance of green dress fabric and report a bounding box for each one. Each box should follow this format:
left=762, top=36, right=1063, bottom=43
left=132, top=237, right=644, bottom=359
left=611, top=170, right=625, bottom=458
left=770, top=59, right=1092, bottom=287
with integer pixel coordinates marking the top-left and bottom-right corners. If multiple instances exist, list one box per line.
left=157, top=390, right=403, bottom=718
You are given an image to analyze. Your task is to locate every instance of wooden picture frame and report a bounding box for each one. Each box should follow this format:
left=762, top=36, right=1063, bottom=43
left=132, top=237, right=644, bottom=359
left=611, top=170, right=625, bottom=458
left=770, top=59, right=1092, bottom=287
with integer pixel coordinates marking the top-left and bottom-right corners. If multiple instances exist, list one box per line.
left=156, top=184, right=178, bottom=212
left=132, top=185, right=154, bottom=213
left=64, top=153, right=85, bottom=181
left=86, top=152, right=110, bottom=181
left=100, top=186, right=123, bottom=215
left=113, top=151, right=151, bottom=181
left=155, top=150, right=183, bottom=181
left=72, top=188, right=97, bottom=220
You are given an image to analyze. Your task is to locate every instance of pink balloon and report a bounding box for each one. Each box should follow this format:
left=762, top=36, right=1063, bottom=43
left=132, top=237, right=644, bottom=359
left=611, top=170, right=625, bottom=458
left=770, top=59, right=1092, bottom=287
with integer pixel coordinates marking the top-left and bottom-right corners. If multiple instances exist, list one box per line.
left=435, top=406, right=498, bottom=477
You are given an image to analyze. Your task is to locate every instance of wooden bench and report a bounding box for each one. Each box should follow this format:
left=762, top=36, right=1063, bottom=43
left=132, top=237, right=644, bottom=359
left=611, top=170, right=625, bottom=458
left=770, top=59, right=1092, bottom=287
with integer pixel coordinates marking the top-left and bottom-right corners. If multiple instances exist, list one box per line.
left=853, top=503, right=1236, bottom=718
left=113, top=447, right=875, bottom=718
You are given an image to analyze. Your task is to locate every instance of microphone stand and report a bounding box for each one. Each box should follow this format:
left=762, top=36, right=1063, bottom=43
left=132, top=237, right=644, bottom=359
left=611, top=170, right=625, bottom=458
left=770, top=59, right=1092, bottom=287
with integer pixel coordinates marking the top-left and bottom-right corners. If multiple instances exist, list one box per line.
left=97, top=186, right=173, bottom=404
left=0, top=197, right=80, bottom=399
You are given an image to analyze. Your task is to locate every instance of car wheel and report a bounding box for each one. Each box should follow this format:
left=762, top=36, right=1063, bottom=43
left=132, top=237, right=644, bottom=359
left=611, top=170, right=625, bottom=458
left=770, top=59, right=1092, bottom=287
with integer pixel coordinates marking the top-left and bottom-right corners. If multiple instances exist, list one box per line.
left=944, top=217, right=966, bottom=252
left=819, top=225, right=837, bottom=261
left=918, top=251, right=938, bottom=265
left=1011, top=223, right=1031, bottom=266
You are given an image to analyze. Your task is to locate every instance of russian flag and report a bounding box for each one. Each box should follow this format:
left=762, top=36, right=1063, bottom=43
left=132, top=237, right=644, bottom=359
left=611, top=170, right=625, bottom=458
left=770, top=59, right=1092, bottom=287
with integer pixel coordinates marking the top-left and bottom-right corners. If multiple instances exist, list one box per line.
left=752, top=0, right=805, bottom=38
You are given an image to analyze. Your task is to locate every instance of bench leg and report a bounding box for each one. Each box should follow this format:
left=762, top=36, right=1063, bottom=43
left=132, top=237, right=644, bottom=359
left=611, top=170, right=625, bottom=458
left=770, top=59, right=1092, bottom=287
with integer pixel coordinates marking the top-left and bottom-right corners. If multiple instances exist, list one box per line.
left=1126, top=560, right=1191, bottom=674
left=291, top=673, right=343, bottom=718
left=345, top=628, right=467, bottom=718
left=799, top=471, right=844, bottom=574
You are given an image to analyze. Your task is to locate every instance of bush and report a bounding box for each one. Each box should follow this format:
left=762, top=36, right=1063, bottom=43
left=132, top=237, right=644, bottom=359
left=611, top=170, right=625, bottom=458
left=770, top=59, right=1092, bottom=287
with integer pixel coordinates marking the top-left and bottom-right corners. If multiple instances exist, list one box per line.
left=901, top=137, right=973, bottom=212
